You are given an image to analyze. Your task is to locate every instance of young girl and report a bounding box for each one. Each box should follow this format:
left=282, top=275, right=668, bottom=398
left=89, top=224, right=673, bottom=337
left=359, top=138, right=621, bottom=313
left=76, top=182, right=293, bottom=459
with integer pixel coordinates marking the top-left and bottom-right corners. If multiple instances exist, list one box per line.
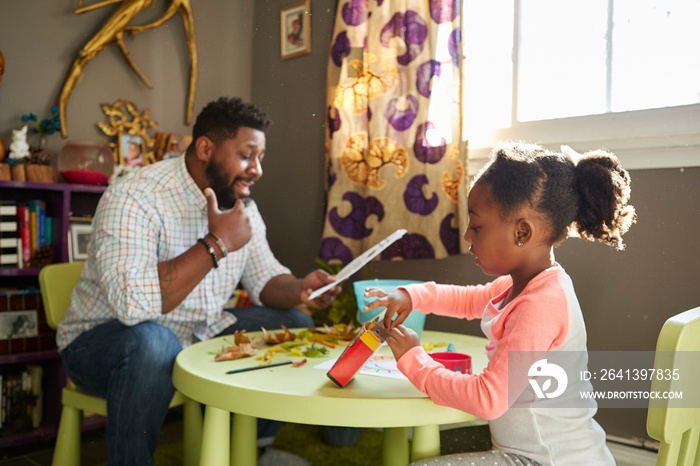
left=363, top=142, right=636, bottom=466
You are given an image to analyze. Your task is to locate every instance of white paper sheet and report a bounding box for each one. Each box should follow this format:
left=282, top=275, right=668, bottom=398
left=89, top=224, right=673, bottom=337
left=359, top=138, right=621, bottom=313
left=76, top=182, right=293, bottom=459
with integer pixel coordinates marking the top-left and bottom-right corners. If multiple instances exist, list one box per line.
left=308, top=229, right=407, bottom=300
left=314, top=355, right=408, bottom=380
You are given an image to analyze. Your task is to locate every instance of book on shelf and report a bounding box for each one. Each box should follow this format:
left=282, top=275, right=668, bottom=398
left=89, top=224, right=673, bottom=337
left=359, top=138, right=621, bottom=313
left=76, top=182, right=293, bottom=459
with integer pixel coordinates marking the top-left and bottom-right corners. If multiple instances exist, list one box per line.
left=0, top=201, right=20, bottom=268
left=0, top=201, right=17, bottom=237
left=3, top=199, right=54, bottom=268
left=0, top=367, right=40, bottom=434
left=17, top=206, right=31, bottom=264
left=0, top=201, right=17, bottom=218
left=0, top=238, right=21, bottom=268
left=25, top=200, right=45, bottom=254
left=37, top=202, right=46, bottom=252
left=44, top=217, right=52, bottom=247
left=27, top=364, right=43, bottom=429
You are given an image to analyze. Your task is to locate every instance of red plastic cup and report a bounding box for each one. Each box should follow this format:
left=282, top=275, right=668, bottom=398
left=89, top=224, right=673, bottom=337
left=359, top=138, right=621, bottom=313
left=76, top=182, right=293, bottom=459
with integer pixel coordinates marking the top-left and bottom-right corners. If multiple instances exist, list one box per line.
left=429, top=352, right=472, bottom=374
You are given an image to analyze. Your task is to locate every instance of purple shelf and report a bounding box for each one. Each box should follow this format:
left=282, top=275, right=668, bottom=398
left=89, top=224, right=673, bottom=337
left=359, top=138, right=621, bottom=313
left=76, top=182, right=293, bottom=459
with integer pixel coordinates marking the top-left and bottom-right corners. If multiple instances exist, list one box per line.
left=0, top=180, right=105, bottom=265
left=0, top=267, right=42, bottom=277
left=0, top=180, right=107, bottom=193
left=0, top=424, right=60, bottom=449
left=0, top=181, right=105, bottom=449
left=0, top=414, right=106, bottom=449
left=0, top=349, right=60, bottom=365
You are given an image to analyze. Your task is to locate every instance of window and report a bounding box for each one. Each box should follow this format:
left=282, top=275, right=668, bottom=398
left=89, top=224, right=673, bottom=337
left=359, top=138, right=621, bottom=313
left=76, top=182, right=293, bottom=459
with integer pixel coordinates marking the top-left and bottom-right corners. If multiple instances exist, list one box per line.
left=462, top=0, right=700, bottom=173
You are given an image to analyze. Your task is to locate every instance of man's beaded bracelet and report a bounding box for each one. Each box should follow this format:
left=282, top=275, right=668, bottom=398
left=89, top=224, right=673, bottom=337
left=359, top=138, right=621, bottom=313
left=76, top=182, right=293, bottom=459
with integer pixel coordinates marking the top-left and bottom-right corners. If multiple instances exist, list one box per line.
left=198, top=237, right=219, bottom=268
left=206, top=232, right=228, bottom=258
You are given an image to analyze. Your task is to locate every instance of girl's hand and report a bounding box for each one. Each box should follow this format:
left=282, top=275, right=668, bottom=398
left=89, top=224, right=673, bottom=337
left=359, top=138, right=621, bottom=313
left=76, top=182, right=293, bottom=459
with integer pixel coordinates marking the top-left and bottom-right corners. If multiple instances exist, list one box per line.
left=386, top=325, right=420, bottom=361
left=361, top=287, right=413, bottom=330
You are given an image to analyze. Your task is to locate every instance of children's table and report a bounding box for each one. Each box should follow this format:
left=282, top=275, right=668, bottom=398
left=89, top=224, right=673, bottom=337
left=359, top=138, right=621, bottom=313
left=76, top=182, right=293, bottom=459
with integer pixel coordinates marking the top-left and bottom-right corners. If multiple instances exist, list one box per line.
left=173, top=329, right=489, bottom=466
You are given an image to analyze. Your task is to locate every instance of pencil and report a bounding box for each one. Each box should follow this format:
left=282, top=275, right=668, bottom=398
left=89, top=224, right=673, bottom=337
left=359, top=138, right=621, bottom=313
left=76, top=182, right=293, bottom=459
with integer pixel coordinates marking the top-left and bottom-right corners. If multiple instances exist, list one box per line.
left=226, top=360, right=293, bottom=374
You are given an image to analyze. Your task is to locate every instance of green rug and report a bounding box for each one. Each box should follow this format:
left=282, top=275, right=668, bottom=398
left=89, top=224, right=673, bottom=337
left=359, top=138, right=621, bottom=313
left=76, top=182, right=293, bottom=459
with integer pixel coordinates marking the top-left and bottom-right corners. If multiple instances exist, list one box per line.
left=154, top=423, right=491, bottom=466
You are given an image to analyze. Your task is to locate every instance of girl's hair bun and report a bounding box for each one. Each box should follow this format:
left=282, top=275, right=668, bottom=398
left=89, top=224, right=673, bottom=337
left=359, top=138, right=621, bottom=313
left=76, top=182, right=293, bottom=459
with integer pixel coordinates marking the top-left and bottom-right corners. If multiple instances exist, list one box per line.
left=573, top=150, right=636, bottom=250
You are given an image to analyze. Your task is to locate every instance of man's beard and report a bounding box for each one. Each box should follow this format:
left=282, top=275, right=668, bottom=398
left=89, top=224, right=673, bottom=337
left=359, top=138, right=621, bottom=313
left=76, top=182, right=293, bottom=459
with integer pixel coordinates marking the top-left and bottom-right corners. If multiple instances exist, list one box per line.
left=204, top=162, right=248, bottom=210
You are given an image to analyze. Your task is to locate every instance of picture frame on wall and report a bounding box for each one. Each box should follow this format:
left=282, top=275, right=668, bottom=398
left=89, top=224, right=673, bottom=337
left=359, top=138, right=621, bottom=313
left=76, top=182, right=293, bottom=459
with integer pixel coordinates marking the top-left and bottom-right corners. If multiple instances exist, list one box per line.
left=0, top=310, right=39, bottom=340
left=119, top=133, right=144, bottom=167
left=280, top=0, right=311, bottom=60
left=68, top=221, right=92, bottom=262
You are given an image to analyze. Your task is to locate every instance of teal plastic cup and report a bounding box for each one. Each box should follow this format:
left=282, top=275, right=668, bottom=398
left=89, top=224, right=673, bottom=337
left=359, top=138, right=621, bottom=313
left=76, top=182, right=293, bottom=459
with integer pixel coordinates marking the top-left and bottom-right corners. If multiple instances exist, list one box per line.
left=353, top=279, right=426, bottom=338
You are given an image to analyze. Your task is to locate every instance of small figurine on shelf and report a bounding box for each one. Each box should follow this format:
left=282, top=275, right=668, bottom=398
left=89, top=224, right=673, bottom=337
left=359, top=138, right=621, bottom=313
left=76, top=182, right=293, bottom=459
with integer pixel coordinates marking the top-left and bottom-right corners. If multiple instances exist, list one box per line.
left=7, top=109, right=62, bottom=183
left=6, top=125, right=31, bottom=180
left=8, top=125, right=30, bottom=161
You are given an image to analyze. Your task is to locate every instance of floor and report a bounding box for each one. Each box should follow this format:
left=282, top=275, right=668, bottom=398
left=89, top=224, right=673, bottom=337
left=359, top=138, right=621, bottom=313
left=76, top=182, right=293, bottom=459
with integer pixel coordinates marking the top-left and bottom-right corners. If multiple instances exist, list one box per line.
left=0, top=411, right=184, bottom=466
left=0, top=414, right=658, bottom=466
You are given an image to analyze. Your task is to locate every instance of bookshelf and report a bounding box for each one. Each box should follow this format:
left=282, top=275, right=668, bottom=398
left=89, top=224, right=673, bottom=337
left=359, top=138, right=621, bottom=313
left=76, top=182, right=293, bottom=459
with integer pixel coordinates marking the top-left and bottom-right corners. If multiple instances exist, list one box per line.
left=0, top=180, right=105, bottom=448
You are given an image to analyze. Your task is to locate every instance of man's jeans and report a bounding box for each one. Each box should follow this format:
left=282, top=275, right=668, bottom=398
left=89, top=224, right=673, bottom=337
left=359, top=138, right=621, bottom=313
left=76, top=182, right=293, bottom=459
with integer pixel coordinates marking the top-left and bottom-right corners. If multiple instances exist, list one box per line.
left=61, top=306, right=313, bottom=466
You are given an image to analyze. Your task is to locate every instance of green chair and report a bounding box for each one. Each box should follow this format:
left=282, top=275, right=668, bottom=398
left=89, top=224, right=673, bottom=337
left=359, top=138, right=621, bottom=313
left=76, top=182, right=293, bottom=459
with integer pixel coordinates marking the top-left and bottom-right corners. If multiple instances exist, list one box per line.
left=39, top=262, right=202, bottom=466
left=647, top=307, right=700, bottom=466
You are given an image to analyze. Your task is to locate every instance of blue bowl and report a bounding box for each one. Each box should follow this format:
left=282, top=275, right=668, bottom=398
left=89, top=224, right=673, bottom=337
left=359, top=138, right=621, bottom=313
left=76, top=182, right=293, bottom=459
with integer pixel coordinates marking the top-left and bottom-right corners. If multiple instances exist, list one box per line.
left=353, top=279, right=426, bottom=338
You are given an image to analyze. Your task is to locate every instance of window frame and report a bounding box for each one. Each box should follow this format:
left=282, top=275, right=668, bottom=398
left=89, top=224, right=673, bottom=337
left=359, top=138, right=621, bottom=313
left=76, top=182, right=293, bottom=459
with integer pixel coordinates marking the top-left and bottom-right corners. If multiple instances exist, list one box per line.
left=463, top=0, right=700, bottom=175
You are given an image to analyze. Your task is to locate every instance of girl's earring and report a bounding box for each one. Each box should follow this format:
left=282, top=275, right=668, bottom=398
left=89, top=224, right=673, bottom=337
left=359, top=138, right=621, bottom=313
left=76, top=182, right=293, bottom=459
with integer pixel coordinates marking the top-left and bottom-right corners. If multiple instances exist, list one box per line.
left=517, top=240, right=524, bottom=248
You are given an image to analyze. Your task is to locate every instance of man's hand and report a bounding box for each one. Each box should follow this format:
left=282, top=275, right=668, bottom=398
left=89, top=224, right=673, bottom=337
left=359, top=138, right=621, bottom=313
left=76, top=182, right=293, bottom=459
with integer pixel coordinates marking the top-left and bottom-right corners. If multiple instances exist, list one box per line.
left=300, top=269, right=341, bottom=309
left=205, top=188, right=251, bottom=252
left=386, top=325, right=420, bottom=361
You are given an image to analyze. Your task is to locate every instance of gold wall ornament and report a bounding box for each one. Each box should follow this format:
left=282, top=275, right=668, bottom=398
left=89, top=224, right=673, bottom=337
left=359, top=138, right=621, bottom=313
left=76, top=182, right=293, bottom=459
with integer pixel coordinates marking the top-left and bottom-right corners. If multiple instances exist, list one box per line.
left=59, top=0, right=197, bottom=138
left=98, top=99, right=158, bottom=165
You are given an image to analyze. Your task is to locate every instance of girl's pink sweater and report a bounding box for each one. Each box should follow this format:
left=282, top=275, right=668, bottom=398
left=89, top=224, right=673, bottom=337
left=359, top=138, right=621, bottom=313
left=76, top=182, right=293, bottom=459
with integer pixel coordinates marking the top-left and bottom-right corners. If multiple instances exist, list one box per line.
left=396, top=264, right=614, bottom=465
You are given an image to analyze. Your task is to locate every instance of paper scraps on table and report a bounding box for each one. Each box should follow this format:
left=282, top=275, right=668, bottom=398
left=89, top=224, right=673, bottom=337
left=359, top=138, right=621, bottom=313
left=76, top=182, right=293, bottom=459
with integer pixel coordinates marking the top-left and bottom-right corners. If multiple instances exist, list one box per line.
left=314, top=355, right=408, bottom=381
left=214, top=330, right=259, bottom=361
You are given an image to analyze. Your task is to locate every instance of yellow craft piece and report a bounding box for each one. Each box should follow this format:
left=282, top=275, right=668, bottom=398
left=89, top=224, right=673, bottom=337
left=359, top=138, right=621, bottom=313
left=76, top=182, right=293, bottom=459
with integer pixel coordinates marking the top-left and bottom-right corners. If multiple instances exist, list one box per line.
left=359, top=328, right=382, bottom=351
left=421, top=342, right=448, bottom=351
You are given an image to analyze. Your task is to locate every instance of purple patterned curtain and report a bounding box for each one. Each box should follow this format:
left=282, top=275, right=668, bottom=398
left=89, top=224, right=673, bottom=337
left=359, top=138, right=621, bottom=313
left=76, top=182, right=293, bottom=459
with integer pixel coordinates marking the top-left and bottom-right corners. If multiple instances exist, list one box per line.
left=319, top=0, right=467, bottom=266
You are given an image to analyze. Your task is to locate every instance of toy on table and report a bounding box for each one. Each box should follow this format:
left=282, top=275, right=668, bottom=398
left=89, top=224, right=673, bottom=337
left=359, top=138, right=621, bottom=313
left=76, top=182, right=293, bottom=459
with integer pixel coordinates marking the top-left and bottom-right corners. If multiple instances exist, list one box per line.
left=353, top=279, right=427, bottom=338
left=428, top=352, right=472, bottom=374
left=327, top=320, right=390, bottom=388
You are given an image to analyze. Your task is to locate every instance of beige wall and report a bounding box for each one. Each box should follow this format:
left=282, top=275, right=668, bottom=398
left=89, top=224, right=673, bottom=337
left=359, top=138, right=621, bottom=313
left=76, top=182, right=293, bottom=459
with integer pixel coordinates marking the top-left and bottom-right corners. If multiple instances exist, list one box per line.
left=2, top=0, right=698, bottom=443
left=0, top=1, right=254, bottom=153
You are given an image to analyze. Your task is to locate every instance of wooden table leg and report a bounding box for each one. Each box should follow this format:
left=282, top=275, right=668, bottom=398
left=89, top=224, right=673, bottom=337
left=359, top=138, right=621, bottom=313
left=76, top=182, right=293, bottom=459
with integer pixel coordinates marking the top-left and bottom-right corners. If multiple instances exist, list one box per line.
left=411, top=425, right=441, bottom=462
left=231, top=413, right=257, bottom=466
left=383, top=427, right=409, bottom=466
left=200, top=405, right=230, bottom=466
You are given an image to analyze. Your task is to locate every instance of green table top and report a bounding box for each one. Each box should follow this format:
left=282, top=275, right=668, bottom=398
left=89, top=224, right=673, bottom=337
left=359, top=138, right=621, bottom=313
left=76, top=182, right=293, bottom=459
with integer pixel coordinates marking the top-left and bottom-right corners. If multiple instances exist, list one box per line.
left=173, top=329, right=489, bottom=428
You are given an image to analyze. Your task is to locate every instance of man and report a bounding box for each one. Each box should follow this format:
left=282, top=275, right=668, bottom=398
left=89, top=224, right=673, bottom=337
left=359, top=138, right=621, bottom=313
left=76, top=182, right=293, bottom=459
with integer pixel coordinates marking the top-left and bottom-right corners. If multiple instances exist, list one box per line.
left=57, top=97, right=340, bottom=465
